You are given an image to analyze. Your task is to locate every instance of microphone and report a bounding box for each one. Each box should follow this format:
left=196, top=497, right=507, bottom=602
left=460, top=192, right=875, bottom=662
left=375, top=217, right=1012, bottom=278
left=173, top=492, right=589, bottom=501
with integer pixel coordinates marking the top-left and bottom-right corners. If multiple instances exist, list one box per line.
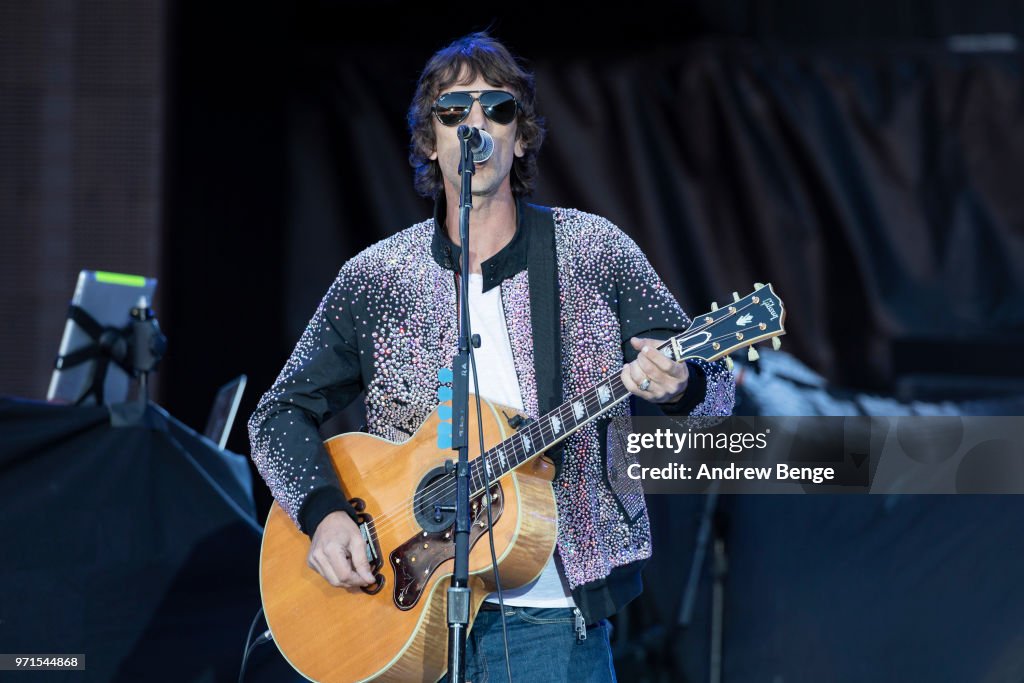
left=458, top=125, right=494, bottom=163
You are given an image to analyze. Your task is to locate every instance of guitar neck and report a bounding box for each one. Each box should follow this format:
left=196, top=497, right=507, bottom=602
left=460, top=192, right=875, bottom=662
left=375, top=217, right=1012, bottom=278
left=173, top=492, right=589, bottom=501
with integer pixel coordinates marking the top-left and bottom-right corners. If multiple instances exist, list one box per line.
left=467, top=283, right=786, bottom=494
left=469, top=367, right=635, bottom=494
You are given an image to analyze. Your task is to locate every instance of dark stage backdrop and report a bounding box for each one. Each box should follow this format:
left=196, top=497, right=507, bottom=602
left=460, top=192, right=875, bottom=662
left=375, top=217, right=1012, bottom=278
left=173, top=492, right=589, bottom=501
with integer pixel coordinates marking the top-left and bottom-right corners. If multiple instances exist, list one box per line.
left=0, top=0, right=165, bottom=402
left=281, top=40, right=1024, bottom=402
left=158, top=5, right=1024, bottom=681
left=0, top=399, right=272, bottom=682
left=161, top=9, right=1024, bottom=449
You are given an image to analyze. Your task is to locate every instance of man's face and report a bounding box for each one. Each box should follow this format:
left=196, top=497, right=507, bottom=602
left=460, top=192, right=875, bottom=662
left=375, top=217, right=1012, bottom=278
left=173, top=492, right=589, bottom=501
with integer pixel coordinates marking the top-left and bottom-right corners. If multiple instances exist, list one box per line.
left=428, top=72, right=525, bottom=199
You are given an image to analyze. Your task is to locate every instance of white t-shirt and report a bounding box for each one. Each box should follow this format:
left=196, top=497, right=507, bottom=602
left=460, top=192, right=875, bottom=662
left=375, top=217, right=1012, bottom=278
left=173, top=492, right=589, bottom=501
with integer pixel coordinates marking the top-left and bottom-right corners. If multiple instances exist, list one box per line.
left=465, top=273, right=575, bottom=608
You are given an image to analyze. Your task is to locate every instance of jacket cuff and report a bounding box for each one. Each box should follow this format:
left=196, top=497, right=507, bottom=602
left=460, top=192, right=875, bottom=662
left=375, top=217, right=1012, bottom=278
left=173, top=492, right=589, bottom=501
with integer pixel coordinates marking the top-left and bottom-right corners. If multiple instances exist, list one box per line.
left=299, top=486, right=358, bottom=538
left=659, top=360, right=707, bottom=416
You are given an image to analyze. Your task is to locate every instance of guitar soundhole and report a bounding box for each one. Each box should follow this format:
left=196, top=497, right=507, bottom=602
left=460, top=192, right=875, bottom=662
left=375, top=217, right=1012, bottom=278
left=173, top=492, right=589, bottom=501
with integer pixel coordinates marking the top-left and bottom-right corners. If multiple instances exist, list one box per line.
left=412, top=465, right=457, bottom=533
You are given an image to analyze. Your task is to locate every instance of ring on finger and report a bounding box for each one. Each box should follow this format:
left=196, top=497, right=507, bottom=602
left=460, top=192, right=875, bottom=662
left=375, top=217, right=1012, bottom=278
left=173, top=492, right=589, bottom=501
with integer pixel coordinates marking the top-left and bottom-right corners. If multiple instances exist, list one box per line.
left=638, top=377, right=652, bottom=392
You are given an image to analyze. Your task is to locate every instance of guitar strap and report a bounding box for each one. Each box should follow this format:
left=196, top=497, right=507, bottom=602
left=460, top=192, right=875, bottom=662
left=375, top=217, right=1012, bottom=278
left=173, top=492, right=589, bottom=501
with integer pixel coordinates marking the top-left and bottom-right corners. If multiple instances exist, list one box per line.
left=524, top=203, right=564, bottom=474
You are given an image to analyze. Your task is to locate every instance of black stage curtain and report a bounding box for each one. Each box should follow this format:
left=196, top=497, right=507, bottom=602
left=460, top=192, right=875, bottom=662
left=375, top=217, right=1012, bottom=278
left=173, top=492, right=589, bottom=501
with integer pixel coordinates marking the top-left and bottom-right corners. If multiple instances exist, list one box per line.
left=719, top=495, right=1024, bottom=682
left=162, top=17, right=1024, bottom=500
left=160, top=15, right=1024, bottom=681
left=0, top=399, right=297, bottom=682
left=288, top=42, right=1024, bottom=400
left=162, top=34, right=1024, bottom=439
left=283, top=43, right=1024, bottom=681
left=632, top=494, right=1024, bottom=683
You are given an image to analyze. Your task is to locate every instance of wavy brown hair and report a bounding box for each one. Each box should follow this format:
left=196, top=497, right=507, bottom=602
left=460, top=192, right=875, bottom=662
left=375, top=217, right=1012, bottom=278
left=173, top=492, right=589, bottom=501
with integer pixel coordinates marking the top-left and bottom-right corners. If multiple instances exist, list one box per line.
left=408, top=33, right=546, bottom=198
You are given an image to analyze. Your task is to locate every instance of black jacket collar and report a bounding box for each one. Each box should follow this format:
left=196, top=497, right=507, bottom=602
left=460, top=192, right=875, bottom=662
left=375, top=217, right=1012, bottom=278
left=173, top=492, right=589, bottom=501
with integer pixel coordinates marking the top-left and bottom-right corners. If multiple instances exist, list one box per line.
left=430, top=193, right=529, bottom=293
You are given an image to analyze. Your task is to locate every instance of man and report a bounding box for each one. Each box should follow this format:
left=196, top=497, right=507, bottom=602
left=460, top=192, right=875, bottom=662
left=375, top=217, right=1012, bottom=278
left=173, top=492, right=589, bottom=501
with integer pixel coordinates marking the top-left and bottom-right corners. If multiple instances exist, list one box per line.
left=249, top=32, right=735, bottom=681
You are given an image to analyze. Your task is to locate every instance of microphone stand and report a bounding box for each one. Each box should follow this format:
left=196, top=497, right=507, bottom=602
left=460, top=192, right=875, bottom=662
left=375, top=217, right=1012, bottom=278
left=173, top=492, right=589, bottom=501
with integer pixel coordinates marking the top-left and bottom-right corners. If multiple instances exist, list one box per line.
left=446, top=124, right=478, bottom=683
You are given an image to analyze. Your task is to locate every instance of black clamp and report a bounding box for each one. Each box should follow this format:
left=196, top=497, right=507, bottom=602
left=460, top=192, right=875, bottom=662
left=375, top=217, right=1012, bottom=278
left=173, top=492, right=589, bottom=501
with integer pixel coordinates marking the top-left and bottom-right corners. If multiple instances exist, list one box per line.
left=53, top=302, right=167, bottom=405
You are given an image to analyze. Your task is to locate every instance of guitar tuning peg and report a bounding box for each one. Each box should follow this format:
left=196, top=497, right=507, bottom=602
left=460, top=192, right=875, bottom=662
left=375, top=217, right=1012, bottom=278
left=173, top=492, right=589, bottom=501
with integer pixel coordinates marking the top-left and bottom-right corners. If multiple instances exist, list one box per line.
left=747, top=346, right=760, bottom=362
left=754, top=282, right=765, bottom=290
left=732, top=291, right=740, bottom=302
left=710, top=301, right=718, bottom=311
left=772, top=337, right=781, bottom=351
left=725, top=356, right=734, bottom=371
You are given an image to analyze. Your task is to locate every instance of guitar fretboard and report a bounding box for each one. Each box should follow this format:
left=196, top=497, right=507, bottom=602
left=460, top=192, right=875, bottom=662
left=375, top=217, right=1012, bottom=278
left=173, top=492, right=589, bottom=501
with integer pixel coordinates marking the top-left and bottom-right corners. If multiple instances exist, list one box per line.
left=464, top=283, right=786, bottom=493
left=467, top=368, right=636, bottom=494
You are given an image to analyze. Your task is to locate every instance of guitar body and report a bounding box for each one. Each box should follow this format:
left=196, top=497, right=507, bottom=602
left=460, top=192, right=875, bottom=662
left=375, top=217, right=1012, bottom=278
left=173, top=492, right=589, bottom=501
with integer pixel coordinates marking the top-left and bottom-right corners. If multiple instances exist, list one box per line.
left=259, top=284, right=788, bottom=682
left=260, top=396, right=558, bottom=683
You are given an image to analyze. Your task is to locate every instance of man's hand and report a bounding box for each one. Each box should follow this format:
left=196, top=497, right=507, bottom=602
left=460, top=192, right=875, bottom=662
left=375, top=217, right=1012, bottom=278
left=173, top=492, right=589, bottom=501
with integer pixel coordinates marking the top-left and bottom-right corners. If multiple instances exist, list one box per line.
left=621, top=336, right=689, bottom=404
left=307, top=510, right=376, bottom=588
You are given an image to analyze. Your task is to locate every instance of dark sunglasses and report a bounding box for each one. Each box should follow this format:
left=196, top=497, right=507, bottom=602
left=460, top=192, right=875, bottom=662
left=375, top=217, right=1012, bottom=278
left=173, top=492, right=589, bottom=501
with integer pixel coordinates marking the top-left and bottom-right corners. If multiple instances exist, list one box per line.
left=431, top=90, right=519, bottom=126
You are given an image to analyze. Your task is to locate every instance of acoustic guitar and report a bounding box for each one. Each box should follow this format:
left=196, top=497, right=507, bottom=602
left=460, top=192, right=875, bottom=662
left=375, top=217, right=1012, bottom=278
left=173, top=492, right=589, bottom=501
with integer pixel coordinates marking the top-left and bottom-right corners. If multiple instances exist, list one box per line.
left=260, top=284, right=786, bottom=682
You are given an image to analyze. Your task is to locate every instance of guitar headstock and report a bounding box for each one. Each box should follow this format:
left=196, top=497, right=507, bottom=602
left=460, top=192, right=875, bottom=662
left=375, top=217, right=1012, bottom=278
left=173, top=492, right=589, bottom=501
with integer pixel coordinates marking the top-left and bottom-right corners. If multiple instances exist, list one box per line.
left=660, top=283, right=786, bottom=367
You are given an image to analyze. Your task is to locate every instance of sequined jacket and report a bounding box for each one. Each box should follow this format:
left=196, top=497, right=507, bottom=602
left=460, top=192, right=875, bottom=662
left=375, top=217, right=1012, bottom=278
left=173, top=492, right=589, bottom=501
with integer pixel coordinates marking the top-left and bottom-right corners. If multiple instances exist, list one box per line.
left=248, top=198, right=735, bottom=622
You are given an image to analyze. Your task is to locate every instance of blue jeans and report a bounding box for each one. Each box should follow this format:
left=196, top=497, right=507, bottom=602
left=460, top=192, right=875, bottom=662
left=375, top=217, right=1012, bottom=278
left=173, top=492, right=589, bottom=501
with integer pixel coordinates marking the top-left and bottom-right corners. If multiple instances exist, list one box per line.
left=443, top=606, right=617, bottom=683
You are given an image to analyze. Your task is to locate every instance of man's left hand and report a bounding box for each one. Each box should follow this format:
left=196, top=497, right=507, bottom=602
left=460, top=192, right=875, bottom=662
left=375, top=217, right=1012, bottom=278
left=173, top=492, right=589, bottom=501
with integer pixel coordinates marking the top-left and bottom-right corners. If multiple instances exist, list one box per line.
left=621, top=337, right=689, bottom=404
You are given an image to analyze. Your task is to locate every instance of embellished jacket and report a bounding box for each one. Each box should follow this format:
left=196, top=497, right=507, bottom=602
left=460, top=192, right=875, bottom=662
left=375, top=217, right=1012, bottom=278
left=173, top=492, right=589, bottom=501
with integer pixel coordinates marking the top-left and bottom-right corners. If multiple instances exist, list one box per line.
left=248, top=199, right=735, bottom=622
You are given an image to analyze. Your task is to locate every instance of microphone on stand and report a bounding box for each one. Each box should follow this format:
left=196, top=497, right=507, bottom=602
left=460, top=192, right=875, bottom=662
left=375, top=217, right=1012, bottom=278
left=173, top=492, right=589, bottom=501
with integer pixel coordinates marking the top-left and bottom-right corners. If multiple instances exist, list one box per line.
left=458, top=126, right=494, bottom=163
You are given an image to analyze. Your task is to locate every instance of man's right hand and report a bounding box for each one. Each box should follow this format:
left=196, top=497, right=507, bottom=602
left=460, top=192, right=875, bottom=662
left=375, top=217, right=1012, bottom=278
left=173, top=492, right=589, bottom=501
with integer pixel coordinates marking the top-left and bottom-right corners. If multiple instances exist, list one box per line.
left=307, top=510, right=376, bottom=588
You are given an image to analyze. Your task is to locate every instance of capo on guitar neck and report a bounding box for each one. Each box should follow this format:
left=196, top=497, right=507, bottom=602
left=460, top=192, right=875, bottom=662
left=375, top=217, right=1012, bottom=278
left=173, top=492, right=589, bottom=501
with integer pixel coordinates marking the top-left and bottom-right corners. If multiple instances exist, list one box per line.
left=502, top=410, right=531, bottom=430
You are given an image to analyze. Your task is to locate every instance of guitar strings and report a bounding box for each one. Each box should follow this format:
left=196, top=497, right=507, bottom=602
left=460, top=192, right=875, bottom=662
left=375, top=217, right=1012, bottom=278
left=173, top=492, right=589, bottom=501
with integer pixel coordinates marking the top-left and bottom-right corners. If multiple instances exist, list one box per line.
left=359, top=298, right=775, bottom=540
left=360, top=298, right=776, bottom=541
left=363, top=308, right=775, bottom=543
left=360, top=382, right=630, bottom=552
left=361, top=375, right=633, bottom=542
left=362, top=371, right=640, bottom=543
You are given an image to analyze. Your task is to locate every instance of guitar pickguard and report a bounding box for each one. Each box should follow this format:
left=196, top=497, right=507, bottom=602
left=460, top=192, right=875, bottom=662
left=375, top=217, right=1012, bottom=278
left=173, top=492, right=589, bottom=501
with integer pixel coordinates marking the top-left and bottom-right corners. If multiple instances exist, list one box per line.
left=390, top=484, right=504, bottom=610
